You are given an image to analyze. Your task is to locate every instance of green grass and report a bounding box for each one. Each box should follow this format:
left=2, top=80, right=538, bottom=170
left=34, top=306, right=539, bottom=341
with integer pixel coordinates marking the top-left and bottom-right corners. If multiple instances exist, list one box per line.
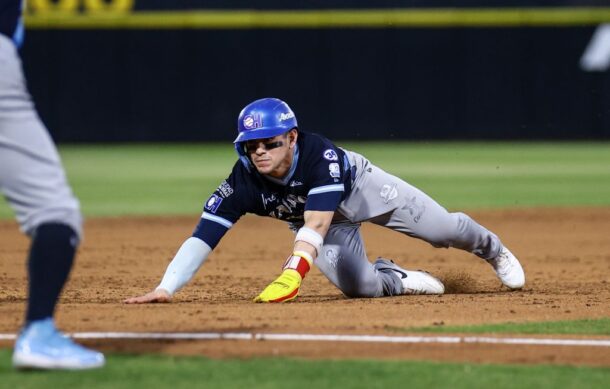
left=1, top=142, right=609, bottom=384
left=1, top=142, right=609, bottom=219
left=391, top=318, right=610, bottom=335
left=0, top=349, right=609, bottom=389
left=340, top=142, right=610, bottom=209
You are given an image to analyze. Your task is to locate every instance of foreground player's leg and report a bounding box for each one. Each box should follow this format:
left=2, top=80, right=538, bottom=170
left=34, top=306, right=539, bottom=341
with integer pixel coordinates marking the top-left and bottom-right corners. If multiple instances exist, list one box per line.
left=25, top=224, right=76, bottom=322
left=0, top=72, right=105, bottom=369
left=12, top=224, right=105, bottom=369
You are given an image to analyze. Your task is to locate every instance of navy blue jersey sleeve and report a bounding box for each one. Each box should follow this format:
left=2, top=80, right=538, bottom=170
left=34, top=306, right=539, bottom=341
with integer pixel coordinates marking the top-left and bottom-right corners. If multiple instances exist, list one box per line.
left=304, top=145, right=346, bottom=212
left=192, top=163, right=251, bottom=248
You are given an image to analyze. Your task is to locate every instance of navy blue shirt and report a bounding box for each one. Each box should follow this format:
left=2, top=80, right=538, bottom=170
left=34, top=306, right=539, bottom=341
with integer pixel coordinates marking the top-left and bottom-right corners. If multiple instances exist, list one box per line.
left=193, top=131, right=353, bottom=249
left=0, top=0, right=23, bottom=47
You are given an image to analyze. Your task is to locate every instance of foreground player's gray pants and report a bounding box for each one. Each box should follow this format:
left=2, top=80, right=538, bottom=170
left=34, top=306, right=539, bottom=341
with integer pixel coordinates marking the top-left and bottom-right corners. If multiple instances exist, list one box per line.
left=0, top=34, right=82, bottom=237
left=315, top=150, right=503, bottom=298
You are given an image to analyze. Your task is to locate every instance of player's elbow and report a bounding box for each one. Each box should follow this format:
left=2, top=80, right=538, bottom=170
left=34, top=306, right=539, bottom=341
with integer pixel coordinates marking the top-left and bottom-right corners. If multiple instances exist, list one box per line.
left=303, top=211, right=334, bottom=235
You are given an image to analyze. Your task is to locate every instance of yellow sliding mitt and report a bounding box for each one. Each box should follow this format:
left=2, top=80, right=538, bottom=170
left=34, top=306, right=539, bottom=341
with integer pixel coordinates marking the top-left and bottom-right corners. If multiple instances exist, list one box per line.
left=254, top=251, right=313, bottom=303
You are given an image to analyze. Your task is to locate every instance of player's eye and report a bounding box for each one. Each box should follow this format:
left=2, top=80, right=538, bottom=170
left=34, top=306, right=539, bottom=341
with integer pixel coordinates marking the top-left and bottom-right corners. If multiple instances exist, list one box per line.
left=245, top=141, right=284, bottom=153
left=262, top=141, right=284, bottom=150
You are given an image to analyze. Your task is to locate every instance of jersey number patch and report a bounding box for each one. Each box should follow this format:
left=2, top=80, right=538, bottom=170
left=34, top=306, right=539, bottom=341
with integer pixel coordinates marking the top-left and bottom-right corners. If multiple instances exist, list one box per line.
left=323, top=149, right=339, bottom=161
left=329, top=163, right=341, bottom=178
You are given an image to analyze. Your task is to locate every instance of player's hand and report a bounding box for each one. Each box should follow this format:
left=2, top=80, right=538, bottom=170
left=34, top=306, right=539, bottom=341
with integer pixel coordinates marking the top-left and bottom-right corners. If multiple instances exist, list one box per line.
left=254, top=269, right=302, bottom=303
left=124, top=288, right=172, bottom=304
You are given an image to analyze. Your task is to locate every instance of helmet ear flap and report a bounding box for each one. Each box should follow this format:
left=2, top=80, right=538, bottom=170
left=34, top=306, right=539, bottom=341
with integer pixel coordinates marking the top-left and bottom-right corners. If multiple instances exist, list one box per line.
left=235, top=142, right=253, bottom=172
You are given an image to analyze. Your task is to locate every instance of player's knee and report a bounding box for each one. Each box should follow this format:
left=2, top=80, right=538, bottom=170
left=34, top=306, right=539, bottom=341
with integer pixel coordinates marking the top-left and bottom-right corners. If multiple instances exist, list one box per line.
left=342, top=287, right=377, bottom=299
left=338, top=273, right=380, bottom=298
left=452, top=212, right=476, bottom=241
left=25, top=205, right=83, bottom=241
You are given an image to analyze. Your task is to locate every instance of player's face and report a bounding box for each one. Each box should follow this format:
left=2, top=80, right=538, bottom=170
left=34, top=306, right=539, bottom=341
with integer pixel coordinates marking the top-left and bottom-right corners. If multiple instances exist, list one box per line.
left=246, top=130, right=297, bottom=178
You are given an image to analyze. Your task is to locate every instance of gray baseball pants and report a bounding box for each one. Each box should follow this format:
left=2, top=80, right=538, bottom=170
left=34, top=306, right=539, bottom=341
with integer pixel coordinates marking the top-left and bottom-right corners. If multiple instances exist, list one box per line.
left=0, top=34, right=82, bottom=238
left=314, top=149, right=503, bottom=298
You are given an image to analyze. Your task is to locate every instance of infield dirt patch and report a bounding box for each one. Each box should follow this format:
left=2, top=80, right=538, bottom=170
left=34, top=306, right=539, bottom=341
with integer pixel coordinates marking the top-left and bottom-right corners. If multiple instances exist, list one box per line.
left=1, top=208, right=609, bottom=366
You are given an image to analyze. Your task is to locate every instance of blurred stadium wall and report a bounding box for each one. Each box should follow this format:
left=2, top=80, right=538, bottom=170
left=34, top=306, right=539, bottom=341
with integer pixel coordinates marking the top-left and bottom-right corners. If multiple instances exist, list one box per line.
left=22, top=1, right=610, bottom=141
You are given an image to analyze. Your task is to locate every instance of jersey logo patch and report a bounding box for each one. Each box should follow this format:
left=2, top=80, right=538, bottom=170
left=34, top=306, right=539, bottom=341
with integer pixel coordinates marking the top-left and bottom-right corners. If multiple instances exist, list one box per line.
left=205, top=194, right=223, bottom=213
left=323, top=149, right=339, bottom=161
left=380, top=184, right=398, bottom=204
left=271, top=194, right=307, bottom=220
left=325, top=248, right=339, bottom=269
left=262, top=193, right=276, bottom=206
left=329, top=163, right=340, bottom=178
left=243, top=113, right=263, bottom=129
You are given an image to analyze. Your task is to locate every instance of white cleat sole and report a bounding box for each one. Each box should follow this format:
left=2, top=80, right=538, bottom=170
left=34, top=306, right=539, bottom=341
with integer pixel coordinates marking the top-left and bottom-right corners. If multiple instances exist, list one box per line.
left=13, top=352, right=105, bottom=370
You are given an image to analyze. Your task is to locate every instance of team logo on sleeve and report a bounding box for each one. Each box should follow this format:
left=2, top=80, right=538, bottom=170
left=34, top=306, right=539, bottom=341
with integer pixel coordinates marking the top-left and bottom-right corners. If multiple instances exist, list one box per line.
left=323, top=149, right=339, bottom=161
left=205, top=194, right=223, bottom=213
left=329, top=163, right=341, bottom=178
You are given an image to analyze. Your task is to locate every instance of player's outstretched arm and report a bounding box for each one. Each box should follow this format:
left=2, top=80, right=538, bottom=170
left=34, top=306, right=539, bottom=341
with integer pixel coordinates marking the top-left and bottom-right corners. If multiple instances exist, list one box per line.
left=123, top=237, right=212, bottom=304
left=124, top=288, right=172, bottom=304
left=254, top=211, right=333, bottom=303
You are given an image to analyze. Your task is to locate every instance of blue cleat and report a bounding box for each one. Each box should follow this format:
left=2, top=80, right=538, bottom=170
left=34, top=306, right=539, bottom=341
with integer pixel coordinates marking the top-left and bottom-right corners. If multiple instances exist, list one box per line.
left=12, top=318, right=105, bottom=370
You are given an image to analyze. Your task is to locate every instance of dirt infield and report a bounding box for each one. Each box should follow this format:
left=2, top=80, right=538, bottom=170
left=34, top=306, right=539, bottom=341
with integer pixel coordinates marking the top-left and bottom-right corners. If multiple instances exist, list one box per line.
left=1, top=208, right=609, bottom=366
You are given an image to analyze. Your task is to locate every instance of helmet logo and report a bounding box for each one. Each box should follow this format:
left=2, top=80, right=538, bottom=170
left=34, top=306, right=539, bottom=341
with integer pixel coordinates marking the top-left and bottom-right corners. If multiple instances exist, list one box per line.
left=243, top=113, right=263, bottom=129
left=279, top=112, right=295, bottom=121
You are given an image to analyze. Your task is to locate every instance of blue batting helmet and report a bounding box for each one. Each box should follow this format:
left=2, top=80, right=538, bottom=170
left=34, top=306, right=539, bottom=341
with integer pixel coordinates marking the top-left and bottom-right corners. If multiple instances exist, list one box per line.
left=234, top=98, right=298, bottom=168
left=234, top=98, right=297, bottom=143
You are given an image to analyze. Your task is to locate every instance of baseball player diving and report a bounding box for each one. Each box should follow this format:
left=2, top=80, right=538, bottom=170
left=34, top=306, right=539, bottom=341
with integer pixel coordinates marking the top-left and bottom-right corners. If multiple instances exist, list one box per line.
left=126, top=98, right=525, bottom=305
left=1, top=0, right=104, bottom=369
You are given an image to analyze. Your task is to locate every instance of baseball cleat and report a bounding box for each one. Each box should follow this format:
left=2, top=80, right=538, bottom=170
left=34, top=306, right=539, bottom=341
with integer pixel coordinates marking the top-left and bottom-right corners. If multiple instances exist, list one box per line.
left=12, top=318, right=105, bottom=370
left=486, top=246, right=525, bottom=289
left=374, top=259, right=445, bottom=295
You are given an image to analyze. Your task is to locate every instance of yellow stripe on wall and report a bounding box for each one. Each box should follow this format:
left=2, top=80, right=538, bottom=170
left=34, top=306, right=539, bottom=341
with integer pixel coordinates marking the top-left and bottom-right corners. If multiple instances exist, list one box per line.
left=24, top=8, right=610, bottom=29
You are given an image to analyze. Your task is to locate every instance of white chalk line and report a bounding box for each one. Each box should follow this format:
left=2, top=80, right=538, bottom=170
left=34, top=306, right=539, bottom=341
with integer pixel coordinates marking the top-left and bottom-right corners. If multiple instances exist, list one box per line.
left=1, top=332, right=610, bottom=347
